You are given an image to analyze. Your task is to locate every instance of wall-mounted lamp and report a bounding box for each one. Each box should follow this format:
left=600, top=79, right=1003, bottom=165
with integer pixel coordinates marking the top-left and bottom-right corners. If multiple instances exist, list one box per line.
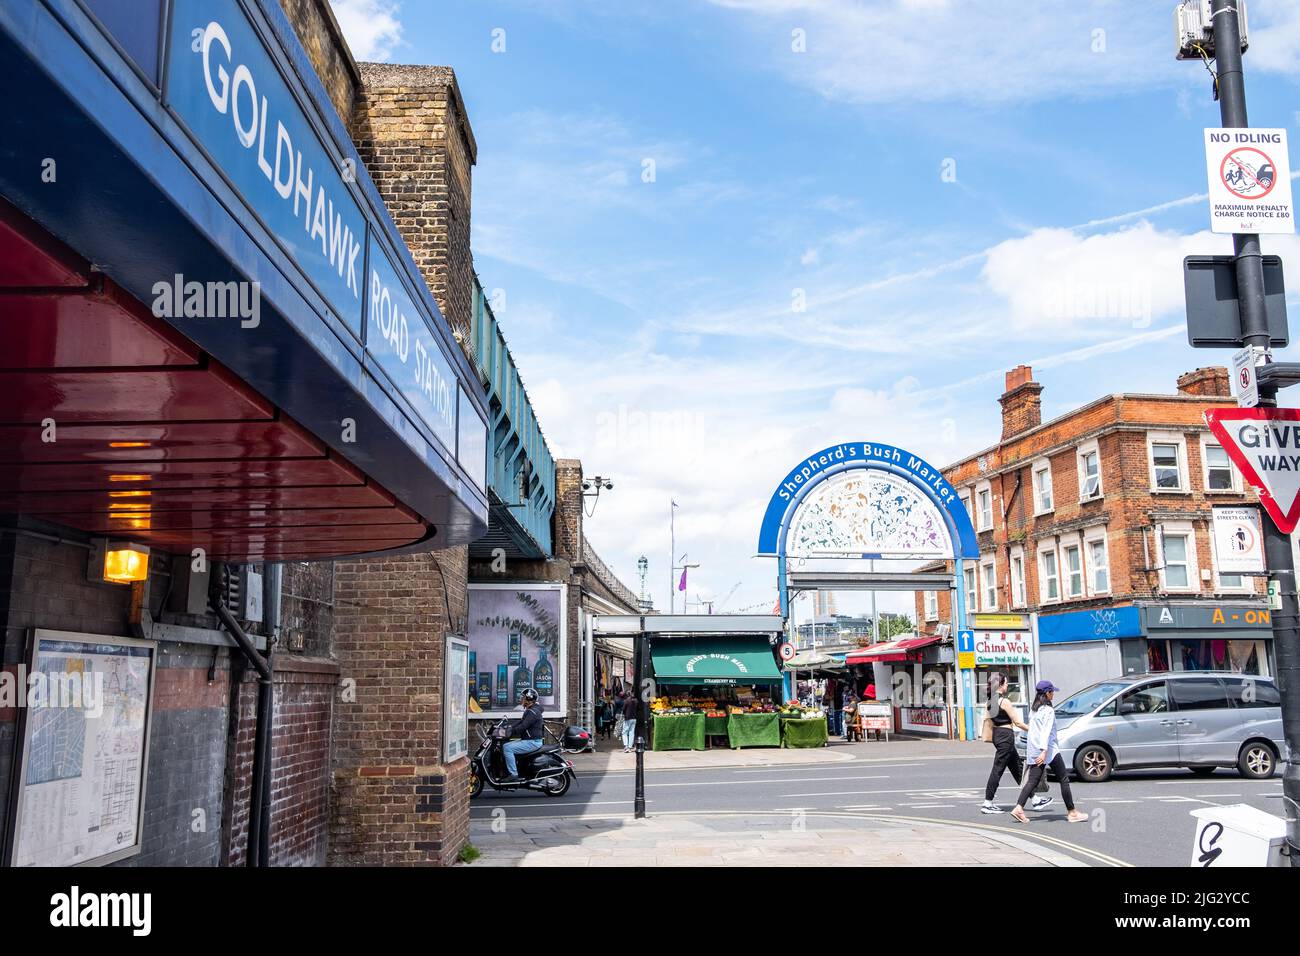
left=101, top=541, right=150, bottom=584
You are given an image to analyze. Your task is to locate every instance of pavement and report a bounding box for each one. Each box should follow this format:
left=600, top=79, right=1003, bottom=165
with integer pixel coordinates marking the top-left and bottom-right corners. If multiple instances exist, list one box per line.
left=469, top=734, right=1288, bottom=866
left=466, top=809, right=1085, bottom=867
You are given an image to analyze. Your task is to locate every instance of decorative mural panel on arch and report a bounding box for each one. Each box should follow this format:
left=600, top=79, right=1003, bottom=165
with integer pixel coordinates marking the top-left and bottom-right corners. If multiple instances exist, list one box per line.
left=786, top=470, right=952, bottom=559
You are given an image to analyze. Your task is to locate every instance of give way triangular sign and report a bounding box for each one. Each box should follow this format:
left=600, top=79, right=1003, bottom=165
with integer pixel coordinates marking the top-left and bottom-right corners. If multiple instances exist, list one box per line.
left=1205, top=407, right=1300, bottom=533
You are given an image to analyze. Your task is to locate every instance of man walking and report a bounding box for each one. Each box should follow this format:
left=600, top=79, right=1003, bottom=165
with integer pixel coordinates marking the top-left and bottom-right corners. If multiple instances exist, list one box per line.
left=621, top=688, right=638, bottom=753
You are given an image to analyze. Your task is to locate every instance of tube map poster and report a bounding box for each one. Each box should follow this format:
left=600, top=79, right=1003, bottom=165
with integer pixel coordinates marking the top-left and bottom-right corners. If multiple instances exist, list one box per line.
left=9, top=632, right=154, bottom=867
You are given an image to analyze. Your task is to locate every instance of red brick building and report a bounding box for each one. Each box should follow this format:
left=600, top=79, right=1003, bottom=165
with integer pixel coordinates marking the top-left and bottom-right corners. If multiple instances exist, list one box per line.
left=915, top=365, right=1275, bottom=699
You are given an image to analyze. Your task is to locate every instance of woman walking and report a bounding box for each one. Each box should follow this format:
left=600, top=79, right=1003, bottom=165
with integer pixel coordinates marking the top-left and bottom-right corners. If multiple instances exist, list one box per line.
left=981, top=672, right=1051, bottom=814
left=1011, top=680, right=1087, bottom=824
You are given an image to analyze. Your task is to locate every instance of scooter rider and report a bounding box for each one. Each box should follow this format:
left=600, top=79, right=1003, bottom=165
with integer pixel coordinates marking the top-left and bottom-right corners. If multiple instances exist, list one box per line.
left=501, top=688, right=544, bottom=782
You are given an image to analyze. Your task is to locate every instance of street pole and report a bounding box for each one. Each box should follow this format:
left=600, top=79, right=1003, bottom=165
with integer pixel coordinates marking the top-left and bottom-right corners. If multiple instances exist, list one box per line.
left=870, top=559, right=879, bottom=643
left=669, top=501, right=675, bottom=615
left=633, top=620, right=647, bottom=819
left=1210, top=0, right=1300, bottom=864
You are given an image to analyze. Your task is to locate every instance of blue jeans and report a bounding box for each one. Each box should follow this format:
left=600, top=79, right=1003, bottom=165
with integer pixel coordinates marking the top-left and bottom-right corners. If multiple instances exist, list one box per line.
left=621, top=718, right=637, bottom=750
left=503, top=738, right=542, bottom=777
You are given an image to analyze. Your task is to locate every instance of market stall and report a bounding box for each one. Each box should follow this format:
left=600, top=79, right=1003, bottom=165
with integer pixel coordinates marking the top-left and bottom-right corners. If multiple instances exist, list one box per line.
left=648, top=634, right=791, bottom=749
left=650, top=711, right=706, bottom=751
left=782, top=648, right=843, bottom=737
left=779, top=706, right=829, bottom=748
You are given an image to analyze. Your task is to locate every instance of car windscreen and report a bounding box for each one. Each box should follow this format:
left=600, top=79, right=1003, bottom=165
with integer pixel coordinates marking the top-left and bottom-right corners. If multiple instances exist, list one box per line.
left=1055, top=681, right=1128, bottom=717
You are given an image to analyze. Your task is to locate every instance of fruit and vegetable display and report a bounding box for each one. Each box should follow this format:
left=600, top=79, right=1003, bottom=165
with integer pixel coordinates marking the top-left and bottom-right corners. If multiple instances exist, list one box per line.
left=650, top=691, right=777, bottom=715
left=779, top=702, right=826, bottom=719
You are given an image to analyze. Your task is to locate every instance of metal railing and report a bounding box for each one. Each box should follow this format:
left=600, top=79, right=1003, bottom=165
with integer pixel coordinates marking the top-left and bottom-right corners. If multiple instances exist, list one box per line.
left=582, top=536, right=640, bottom=610
left=468, top=277, right=556, bottom=556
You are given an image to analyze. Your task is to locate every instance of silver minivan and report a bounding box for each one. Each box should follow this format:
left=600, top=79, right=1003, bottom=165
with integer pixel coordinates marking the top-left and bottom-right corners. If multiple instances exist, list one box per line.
left=1015, top=672, right=1286, bottom=782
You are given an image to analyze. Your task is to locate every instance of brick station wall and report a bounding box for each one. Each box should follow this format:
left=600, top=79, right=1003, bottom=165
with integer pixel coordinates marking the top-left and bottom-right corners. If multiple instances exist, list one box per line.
left=350, top=62, right=478, bottom=339
left=329, top=548, right=470, bottom=866
left=223, top=656, right=339, bottom=867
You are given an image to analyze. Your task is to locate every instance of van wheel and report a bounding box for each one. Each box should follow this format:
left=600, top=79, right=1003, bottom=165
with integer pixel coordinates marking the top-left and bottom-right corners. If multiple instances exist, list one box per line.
left=1238, top=742, right=1277, bottom=779
left=1074, top=744, right=1113, bottom=782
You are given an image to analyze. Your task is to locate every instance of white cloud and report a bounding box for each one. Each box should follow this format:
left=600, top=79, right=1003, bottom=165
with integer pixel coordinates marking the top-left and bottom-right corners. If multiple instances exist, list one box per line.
left=1249, top=0, right=1300, bottom=74
left=329, top=0, right=404, bottom=62
left=983, top=222, right=1300, bottom=336
left=708, top=0, right=1179, bottom=105
left=982, top=222, right=1215, bottom=335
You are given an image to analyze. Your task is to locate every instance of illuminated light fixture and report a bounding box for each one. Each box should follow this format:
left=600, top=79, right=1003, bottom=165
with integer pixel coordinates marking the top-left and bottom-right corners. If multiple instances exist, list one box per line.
left=108, top=516, right=152, bottom=531
left=108, top=474, right=151, bottom=482
left=109, top=442, right=151, bottom=448
left=108, top=502, right=151, bottom=512
left=102, top=541, right=150, bottom=584
left=108, top=490, right=152, bottom=498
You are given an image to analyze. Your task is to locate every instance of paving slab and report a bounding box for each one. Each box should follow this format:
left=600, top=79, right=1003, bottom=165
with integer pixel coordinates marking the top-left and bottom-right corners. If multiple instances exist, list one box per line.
left=464, top=810, right=1084, bottom=868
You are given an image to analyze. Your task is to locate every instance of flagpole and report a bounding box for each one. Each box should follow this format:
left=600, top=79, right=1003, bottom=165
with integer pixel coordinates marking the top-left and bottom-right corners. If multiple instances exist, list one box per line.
left=669, top=500, right=676, bottom=615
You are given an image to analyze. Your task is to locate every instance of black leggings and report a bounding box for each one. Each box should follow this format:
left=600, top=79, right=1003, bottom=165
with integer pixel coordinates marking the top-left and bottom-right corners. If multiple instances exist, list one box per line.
left=1016, top=753, right=1074, bottom=811
left=985, top=727, right=1023, bottom=801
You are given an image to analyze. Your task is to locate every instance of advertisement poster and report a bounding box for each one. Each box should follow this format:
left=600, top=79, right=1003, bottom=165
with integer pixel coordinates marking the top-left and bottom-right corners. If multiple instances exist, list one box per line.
left=444, top=635, right=469, bottom=762
left=467, top=583, right=566, bottom=718
left=7, top=630, right=155, bottom=867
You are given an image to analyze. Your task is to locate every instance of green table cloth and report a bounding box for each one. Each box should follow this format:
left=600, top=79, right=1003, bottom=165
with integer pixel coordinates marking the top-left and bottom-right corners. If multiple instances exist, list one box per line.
left=704, top=714, right=729, bottom=737
left=727, top=712, right=781, bottom=748
left=652, top=713, right=706, bottom=751
left=781, top=717, right=828, bottom=748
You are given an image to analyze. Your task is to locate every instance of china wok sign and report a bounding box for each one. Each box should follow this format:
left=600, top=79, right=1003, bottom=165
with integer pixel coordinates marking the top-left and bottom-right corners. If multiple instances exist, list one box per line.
left=973, top=631, right=1033, bottom=666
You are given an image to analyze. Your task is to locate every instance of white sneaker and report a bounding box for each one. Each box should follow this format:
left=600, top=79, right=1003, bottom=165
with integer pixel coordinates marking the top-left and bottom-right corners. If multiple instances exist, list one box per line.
left=980, top=802, right=1005, bottom=814
left=1029, top=795, right=1054, bottom=812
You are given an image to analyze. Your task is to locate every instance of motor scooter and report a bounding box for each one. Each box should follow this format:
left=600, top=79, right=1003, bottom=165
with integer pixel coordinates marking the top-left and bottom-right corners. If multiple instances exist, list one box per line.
left=469, top=718, right=576, bottom=798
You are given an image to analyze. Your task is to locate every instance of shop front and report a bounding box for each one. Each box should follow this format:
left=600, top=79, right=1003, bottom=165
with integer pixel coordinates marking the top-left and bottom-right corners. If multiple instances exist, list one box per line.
left=971, top=613, right=1034, bottom=708
left=649, top=635, right=825, bottom=749
left=1037, top=602, right=1275, bottom=700
left=1139, top=603, right=1274, bottom=676
left=846, top=635, right=952, bottom=737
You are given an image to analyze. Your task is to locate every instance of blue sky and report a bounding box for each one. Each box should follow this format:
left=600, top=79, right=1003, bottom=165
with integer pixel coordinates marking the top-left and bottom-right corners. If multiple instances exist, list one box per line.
left=330, top=0, right=1300, bottom=620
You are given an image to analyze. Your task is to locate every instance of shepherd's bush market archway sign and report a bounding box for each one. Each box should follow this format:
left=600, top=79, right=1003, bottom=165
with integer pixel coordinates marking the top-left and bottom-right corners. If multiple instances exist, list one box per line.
left=757, top=442, right=978, bottom=560
left=757, top=441, right=981, bottom=738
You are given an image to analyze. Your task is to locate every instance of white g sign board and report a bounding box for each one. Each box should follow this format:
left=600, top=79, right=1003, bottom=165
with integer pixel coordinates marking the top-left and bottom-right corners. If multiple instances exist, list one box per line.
left=1190, top=805, right=1287, bottom=867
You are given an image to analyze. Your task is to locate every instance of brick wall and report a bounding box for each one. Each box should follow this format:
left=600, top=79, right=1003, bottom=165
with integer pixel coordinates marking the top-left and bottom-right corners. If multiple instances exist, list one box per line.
left=223, top=656, right=339, bottom=867
left=329, top=548, right=469, bottom=865
left=278, top=0, right=361, bottom=124
left=351, top=63, right=478, bottom=339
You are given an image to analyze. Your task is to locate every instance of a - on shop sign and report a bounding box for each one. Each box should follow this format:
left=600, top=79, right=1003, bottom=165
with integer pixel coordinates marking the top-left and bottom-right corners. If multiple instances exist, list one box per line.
left=1204, top=129, right=1294, bottom=235
left=1205, top=408, right=1300, bottom=533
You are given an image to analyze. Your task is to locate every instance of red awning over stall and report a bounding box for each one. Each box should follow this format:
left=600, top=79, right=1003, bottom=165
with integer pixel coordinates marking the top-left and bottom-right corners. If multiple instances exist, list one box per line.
left=845, top=635, right=943, bottom=665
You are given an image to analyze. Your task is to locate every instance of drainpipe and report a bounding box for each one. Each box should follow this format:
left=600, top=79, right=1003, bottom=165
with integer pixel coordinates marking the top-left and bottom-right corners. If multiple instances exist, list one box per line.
left=259, top=563, right=282, bottom=861
left=210, top=568, right=275, bottom=868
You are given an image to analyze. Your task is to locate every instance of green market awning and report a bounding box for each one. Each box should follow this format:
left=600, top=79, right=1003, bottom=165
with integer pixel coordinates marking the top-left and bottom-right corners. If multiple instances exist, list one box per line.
left=650, top=636, right=784, bottom=686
